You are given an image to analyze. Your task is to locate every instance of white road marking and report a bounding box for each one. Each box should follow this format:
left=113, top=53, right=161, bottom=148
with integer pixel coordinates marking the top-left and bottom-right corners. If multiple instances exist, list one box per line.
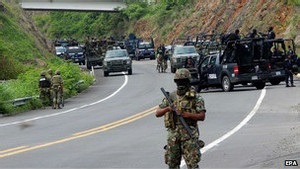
left=180, top=88, right=267, bottom=168
left=0, top=73, right=128, bottom=128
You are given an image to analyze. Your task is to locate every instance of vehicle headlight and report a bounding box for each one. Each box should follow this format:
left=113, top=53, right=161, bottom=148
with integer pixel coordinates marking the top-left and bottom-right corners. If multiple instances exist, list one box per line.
left=78, top=52, right=83, bottom=55
left=126, top=59, right=131, bottom=64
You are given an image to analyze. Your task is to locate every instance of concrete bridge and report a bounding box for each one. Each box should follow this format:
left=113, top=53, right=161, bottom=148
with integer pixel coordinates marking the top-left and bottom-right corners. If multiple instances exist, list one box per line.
left=19, top=0, right=127, bottom=12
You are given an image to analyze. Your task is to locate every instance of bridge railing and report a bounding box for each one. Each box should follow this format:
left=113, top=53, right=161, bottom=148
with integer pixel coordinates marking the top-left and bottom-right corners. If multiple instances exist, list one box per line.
left=20, top=0, right=126, bottom=11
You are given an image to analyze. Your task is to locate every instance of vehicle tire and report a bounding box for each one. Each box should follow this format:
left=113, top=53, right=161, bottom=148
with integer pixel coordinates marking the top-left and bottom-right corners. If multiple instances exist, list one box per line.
left=195, top=85, right=201, bottom=93
left=171, top=66, right=176, bottom=73
left=253, top=82, right=265, bottom=89
left=87, top=62, right=91, bottom=70
left=128, top=69, right=132, bottom=75
left=82, top=61, right=85, bottom=65
left=222, top=75, right=233, bottom=92
left=104, top=71, right=109, bottom=77
left=269, top=79, right=280, bottom=85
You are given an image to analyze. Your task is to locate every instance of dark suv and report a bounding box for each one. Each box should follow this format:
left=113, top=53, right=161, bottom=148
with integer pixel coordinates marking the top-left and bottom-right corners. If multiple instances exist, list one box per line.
left=135, top=41, right=155, bottom=60
left=197, top=38, right=269, bottom=92
left=66, top=46, right=85, bottom=65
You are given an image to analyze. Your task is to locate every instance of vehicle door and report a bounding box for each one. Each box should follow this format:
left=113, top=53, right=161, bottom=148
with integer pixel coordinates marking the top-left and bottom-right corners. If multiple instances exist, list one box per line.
left=206, top=55, right=220, bottom=85
left=198, top=56, right=210, bottom=84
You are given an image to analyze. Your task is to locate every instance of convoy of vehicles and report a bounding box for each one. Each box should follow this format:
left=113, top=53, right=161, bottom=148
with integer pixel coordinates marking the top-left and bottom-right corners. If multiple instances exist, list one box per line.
left=52, top=34, right=299, bottom=93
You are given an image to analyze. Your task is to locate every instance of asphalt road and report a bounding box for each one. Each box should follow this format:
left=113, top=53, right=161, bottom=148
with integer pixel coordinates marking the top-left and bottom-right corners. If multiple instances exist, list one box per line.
left=0, top=60, right=299, bottom=168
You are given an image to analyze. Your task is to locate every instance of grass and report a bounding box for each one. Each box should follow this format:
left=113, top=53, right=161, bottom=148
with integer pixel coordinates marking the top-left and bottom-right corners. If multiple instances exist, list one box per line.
left=0, top=1, right=94, bottom=115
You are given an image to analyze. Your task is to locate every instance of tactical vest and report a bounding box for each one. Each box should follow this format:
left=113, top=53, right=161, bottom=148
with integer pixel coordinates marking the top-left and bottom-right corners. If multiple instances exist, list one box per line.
left=39, top=77, right=51, bottom=88
left=164, top=88, right=197, bottom=129
left=51, top=75, right=62, bottom=88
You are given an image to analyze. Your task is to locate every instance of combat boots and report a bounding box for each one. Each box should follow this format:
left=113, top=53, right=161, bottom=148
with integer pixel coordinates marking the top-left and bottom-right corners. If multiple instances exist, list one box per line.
left=52, top=103, right=57, bottom=109
left=58, top=103, right=62, bottom=109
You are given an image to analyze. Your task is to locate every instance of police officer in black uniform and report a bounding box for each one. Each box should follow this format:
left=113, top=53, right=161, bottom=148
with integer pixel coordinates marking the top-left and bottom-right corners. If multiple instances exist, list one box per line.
left=39, top=71, right=51, bottom=106
left=284, top=55, right=295, bottom=87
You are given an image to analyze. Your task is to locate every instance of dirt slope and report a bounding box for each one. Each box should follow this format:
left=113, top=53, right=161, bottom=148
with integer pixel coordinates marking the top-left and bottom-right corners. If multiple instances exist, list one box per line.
left=134, top=0, right=299, bottom=46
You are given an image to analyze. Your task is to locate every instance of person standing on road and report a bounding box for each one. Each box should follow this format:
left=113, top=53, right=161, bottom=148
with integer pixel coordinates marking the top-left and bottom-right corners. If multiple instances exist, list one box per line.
left=284, top=55, right=295, bottom=87
left=51, top=70, right=64, bottom=109
left=157, top=44, right=167, bottom=72
left=156, top=68, right=206, bottom=169
left=38, top=71, right=51, bottom=106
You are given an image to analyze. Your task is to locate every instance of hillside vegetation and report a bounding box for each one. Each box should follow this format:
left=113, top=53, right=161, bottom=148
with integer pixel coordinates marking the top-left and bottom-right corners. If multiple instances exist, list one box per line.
left=0, top=1, right=94, bottom=115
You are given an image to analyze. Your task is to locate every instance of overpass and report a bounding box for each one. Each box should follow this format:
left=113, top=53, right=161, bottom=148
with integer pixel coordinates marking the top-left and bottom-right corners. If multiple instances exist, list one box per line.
left=19, top=0, right=127, bottom=12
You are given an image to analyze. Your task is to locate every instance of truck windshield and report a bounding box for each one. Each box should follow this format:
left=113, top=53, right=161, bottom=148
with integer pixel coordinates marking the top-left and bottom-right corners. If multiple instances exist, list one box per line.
left=106, top=50, right=127, bottom=58
left=174, top=46, right=197, bottom=55
left=138, top=43, right=153, bottom=49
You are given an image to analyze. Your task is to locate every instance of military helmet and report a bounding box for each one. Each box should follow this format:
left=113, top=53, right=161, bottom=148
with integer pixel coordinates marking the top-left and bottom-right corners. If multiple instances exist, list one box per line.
left=174, top=68, right=191, bottom=81
left=55, top=70, right=61, bottom=75
left=48, top=69, right=53, bottom=75
left=40, top=71, right=46, bottom=76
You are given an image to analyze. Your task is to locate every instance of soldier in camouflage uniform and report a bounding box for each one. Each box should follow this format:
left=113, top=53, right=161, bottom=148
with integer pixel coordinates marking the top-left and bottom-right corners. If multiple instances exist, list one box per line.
left=38, top=71, right=51, bottom=106
left=51, top=70, right=64, bottom=109
left=47, top=69, right=53, bottom=106
left=156, top=68, right=206, bottom=169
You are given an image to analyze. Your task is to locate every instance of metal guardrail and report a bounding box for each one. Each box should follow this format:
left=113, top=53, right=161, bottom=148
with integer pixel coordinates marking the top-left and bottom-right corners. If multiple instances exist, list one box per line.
left=0, top=96, right=35, bottom=108
left=12, top=96, right=34, bottom=107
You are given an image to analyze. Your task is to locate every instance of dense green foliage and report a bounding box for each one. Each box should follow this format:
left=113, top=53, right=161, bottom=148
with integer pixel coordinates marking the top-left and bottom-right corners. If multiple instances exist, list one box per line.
left=288, top=0, right=300, bottom=5
left=0, top=2, right=94, bottom=115
left=33, top=1, right=197, bottom=41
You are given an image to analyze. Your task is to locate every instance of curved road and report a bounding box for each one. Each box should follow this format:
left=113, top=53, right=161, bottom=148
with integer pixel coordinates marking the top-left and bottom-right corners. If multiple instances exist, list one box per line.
left=0, top=60, right=299, bottom=168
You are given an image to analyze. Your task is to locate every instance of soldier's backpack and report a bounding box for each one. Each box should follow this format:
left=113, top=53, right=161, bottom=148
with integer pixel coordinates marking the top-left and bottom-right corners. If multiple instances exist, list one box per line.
left=51, top=75, right=62, bottom=88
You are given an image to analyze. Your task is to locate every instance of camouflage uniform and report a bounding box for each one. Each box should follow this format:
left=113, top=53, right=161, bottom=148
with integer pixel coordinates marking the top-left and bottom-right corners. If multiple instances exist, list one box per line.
left=51, top=70, right=64, bottom=109
left=158, top=68, right=206, bottom=169
left=47, top=69, right=53, bottom=106
left=38, top=71, right=51, bottom=106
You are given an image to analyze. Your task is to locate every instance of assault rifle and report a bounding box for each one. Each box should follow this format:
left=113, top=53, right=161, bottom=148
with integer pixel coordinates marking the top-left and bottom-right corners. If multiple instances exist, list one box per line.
left=160, top=87, right=204, bottom=149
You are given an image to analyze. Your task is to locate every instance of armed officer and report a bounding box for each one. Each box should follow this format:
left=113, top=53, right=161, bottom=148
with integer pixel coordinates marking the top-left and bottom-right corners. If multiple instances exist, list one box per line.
left=51, top=70, right=64, bottom=109
left=157, top=44, right=167, bottom=72
left=38, top=71, right=51, bottom=106
left=156, top=68, right=206, bottom=169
